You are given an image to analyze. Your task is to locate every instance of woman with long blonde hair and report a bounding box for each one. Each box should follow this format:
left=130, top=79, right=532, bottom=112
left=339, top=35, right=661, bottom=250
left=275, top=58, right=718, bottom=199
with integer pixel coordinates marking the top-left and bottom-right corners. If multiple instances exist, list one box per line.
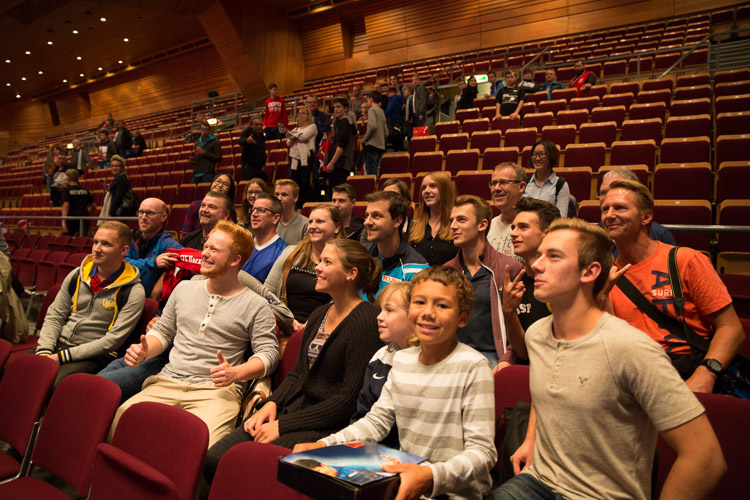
left=408, top=171, right=458, bottom=265
left=287, top=107, right=317, bottom=206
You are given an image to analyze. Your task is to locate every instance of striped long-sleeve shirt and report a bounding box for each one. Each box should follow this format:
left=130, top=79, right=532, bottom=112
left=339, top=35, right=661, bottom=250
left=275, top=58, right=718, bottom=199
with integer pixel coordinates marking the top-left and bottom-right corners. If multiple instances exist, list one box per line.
left=321, top=343, right=496, bottom=499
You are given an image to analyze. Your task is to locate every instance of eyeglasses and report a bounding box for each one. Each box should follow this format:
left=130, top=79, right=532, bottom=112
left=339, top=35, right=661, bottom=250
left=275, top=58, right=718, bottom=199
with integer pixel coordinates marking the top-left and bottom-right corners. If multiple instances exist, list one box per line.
left=531, top=152, right=548, bottom=159
left=137, top=210, right=165, bottom=218
left=247, top=190, right=262, bottom=196
left=251, top=207, right=274, bottom=215
left=488, top=180, right=522, bottom=188
left=213, top=180, right=231, bottom=188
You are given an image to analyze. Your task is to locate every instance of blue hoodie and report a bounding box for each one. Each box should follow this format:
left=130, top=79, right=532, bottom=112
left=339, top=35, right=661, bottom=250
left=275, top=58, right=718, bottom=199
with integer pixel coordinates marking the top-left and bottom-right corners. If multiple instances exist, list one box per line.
left=126, top=230, right=183, bottom=296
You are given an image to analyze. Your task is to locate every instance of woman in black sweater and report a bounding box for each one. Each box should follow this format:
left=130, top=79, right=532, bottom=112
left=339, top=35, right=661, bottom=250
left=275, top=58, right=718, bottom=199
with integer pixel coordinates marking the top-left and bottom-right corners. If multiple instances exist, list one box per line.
left=107, top=155, right=131, bottom=216
left=205, top=238, right=383, bottom=480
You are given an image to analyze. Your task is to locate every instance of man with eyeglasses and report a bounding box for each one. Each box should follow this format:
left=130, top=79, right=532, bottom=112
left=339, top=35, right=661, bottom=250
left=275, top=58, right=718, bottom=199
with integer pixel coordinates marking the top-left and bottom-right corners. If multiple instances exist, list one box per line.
left=241, top=193, right=287, bottom=282
left=306, top=94, right=331, bottom=154
left=124, top=197, right=182, bottom=297
left=487, top=162, right=526, bottom=262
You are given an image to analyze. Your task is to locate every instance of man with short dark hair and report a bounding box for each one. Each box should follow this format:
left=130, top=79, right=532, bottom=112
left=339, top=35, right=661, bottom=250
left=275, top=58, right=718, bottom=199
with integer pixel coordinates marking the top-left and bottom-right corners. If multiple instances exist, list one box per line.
left=61, top=169, right=94, bottom=236
left=570, top=59, right=597, bottom=96
left=241, top=193, right=287, bottom=282
left=500, top=197, right=560, bottom=368
left=325, top=98, right=355, bottom=189
left=410, top=74, right=429, bottom=127
left=364, top=191, right=428, bottom=297
left=331, top=183, right=364, bottom=241
left=274, top=179, right=308, bottom=246
left=445, top=195, right=522, bottom=368
left=534, top=68, right=564, bottom=100
left=97, top=130, right=116, bottom=169
left=69, top=138, right=93, bottom=174
left=180, top=191, right=232, bottom=251
left=518, top=69, right=537, bottom=92
left=349, top=86, right=363, bottom=116
left=487, top=163, right=526, bottom=261
left=362, top=91, right=388, bottom=176
left=36, top=221, right=146, bottom=386
left=113, top=120, right=132, bottom=157
left=485, top=71, right=502, bottom=98
left=602, top=180, right=745, bottom=393
left=111, top=220, right=280, bottom=447
left=495, top=69, right=525, bottom=119
left=384, top=87, right=405, bottom=152
left=492, top=218, right=725, bottom=500
left=263, top=83, right=288, bottom=141
left=306, top=94, right=330, bottom=153
left=238, top=116, right=267, bottom=181
left=193, top=122, right=222, bottom=184
left=132, top=131, right=148, bottom=157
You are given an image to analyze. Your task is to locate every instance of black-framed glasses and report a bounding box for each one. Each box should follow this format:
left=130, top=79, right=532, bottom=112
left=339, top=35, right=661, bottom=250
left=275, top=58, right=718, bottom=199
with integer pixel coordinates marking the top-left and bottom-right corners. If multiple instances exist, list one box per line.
left=531, top=152, right=548, bottom=159
left=137, top=210, right=165, bottom=218
left=251, top=207, right=275, bottom=215
left=488, top=180, right=522, bottom=188
left=213, top=180, right=231, bottom=188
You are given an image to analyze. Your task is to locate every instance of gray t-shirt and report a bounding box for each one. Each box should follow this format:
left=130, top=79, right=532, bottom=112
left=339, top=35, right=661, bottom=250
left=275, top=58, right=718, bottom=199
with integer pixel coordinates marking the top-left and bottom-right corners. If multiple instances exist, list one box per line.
left=277, top=213, right=309, bottom=246
left=149, top=280, right=279, bottom=394
left=524, top=313, right=704, bottom=499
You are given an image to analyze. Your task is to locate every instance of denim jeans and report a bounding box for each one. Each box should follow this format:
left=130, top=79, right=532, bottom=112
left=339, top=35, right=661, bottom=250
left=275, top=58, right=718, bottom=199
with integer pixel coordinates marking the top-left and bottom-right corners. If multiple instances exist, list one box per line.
left=364, top=145, right=385, bottom=176
left=487, top=473, right=563, bottom=500
left=97, top=350, right=170, bottom=403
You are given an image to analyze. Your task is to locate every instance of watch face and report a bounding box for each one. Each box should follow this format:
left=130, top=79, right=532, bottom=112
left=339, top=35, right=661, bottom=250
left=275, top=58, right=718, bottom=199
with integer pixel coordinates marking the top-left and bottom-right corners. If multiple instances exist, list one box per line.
left=704, top=359, right=722, bottom=373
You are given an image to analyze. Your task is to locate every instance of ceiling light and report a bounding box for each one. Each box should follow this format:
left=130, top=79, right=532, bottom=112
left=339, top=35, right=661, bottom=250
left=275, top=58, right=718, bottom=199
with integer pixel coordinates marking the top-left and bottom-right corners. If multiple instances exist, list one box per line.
left=47, top=41, right=53, bottom=45
left=123, top=38, right=129, bottom=42
left=5, top=83, right=10, bottom=87
left=25, top=51, right=31, bottom=55
left=4, top=59, right=9, bottom=63
left=98, top=67, right=103, bottom=71
left=76, top=56, right=82, bottom=60
left=38, top=71, right=43, bottom=74
left=100, top=17, right=106, bottom=22
left=118, top=60, right=123, bottom=64
left=72, top=30, right=78, bottom=34
left=16, top=94, right=21, bottom=99
left=80, top=73, right=84, bottom=77
left=21, top=77, right=26, bottom=81
left=63, top=79, right=67, bottom=83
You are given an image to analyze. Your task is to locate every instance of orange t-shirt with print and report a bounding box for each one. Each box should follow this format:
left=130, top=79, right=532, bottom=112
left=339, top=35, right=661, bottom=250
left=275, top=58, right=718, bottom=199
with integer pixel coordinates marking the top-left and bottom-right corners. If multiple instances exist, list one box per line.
left=609, top=242, right=732, bottom=355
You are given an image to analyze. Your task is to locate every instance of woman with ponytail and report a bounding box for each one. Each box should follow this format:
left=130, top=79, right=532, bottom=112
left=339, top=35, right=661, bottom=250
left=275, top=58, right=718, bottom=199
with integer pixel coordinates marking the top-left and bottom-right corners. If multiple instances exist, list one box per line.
left=205, top=239, right=383, bottom=480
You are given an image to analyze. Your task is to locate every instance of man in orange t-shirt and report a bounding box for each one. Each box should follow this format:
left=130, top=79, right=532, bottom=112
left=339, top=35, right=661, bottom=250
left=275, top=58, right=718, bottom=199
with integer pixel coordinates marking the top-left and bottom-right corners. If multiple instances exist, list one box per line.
left=601, top=180, right=744, bottom=394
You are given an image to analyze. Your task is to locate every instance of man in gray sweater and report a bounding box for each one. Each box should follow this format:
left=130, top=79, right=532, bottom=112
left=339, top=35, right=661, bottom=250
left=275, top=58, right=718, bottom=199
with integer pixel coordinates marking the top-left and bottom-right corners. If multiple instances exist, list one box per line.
left=362, top=90, right=389, bottom=176
left=112, top=220, right=280, bottom=446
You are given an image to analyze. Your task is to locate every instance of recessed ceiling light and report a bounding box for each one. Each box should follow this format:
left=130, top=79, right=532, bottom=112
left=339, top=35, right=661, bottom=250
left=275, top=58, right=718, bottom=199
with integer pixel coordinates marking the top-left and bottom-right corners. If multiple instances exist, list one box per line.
left=38, top=71, right=43, bottom=75
left=25, top=51, right=31, bottom=55
left=123, top=38, right=129, bottom=42
left=100, top=17, right=106, bottom=22
left=21, top=77, right=26, bottom=81
left=76, top=56, right=82, bottom=60
left=4, top=59, right=9, bottom=63
left=118, top=60, right=123, bottom=64
left=72, top=30, right=78, bottom=34
left=98, top=67, right=103, bottom=71
left=5, top=83, right=10, bottom=87
left=80, top=73, right=84, bottom=77
left=16, top=94, right=21, bottom=99
left=63, top=79, right=67, bottom=83
left=47, top=41, right=53, bottom=45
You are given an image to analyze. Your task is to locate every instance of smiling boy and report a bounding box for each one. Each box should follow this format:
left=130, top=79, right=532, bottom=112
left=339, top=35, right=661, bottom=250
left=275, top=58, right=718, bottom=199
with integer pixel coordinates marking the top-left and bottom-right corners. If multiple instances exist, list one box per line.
left=294, top=266, right=496, bottom=499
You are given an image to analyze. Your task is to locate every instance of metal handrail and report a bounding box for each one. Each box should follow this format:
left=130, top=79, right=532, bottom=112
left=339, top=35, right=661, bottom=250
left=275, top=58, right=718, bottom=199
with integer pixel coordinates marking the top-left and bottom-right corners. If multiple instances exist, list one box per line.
left=1, top=215, right=138, bottom=236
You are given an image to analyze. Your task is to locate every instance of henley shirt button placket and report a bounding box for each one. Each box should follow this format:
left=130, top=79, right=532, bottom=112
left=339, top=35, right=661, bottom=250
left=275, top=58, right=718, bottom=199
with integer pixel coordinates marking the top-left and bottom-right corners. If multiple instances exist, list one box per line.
left=199, top=295, right=221, bottom=337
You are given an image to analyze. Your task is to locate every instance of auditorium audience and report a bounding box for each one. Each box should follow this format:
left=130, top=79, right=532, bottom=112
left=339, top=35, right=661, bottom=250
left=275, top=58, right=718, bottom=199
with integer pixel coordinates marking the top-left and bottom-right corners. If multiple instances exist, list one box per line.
left=265, top=204, right=344, bottom=329
left=535, top=68, right=564, bottom=99
left=204, top=238, right=383, bottom=480
left=408, top=172, right=458, bottom=266
left=456, top=76, right=479, bottom=110
left=182, top=173, right=236, bottom=235
left=523, top=140, right=571, bottom=217
left=238, top=116, right=267, bottom=181
left=192, top=122, right=222, bottom=184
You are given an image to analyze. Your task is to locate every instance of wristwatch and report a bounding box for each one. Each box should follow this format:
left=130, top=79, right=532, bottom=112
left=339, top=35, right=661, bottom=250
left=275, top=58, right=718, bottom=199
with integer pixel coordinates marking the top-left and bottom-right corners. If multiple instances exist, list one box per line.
left=699, top=358, right=723, bottom=375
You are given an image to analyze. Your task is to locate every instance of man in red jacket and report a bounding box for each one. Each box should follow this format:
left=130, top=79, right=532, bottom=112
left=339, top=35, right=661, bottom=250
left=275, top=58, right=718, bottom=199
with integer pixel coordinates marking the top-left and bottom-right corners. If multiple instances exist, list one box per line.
left=263, top=83, right=288, bottom=141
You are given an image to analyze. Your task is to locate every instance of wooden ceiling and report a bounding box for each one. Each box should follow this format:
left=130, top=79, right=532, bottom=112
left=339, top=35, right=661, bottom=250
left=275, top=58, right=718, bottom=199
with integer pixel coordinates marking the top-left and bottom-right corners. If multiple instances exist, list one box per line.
left=0, top=0, right=309, bottom=106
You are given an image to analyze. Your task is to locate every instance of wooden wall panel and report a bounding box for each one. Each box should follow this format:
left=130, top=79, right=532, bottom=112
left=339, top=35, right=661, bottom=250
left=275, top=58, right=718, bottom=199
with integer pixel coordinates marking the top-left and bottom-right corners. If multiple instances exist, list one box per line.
left=0, top=100, right=49, bottom=153
left=300, top=0, right=748, bottom=82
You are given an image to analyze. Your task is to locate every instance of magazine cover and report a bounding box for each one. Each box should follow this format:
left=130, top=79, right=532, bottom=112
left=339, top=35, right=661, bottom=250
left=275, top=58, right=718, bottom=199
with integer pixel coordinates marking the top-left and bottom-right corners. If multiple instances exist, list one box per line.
left=278, top=442, right=426, bottom=500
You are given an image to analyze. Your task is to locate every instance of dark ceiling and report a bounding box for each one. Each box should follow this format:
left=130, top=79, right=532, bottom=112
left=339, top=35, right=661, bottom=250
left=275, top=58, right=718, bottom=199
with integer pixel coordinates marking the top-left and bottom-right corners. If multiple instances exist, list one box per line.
left=0, top=0, right=308, bottom=106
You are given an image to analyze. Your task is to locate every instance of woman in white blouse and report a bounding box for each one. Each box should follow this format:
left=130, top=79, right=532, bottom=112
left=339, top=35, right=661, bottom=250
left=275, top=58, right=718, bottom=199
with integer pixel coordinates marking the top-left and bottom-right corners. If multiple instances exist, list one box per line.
left=287, top=107, right=318, bottom=206
left=523, top=139, right=570, bottom=217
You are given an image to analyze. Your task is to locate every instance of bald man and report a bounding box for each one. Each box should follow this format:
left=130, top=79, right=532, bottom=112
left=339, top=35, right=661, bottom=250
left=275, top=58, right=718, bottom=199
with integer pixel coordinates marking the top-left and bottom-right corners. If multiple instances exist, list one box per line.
left=125, top=197, right=183, bottom=297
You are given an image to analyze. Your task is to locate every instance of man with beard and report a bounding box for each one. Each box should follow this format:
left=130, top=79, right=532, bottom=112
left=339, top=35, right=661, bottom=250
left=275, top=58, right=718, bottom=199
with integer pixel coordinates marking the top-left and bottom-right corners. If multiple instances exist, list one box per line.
left=238, top=116, right=267, bottom=181
left=110, top=220, right=280, bottom=447
left=570, top=59, right=597, bottom=96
